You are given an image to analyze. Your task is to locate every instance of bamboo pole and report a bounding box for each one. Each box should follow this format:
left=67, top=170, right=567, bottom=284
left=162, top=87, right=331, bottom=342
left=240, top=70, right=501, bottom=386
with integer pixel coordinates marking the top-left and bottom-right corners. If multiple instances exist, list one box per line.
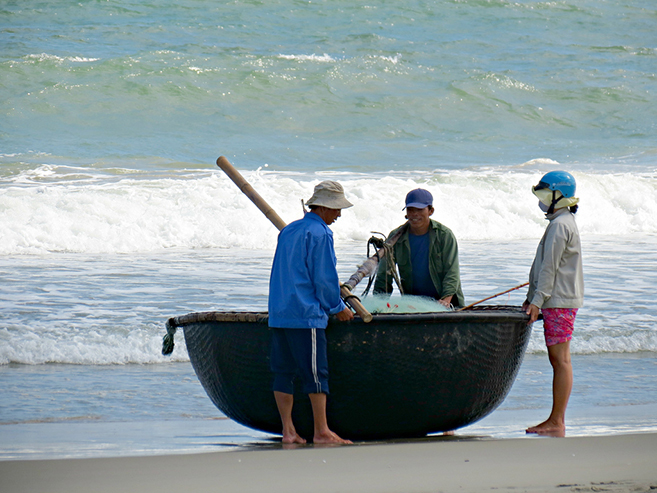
left=456, top=282, right=529, bottom=311
left=216, top=156, right=373, bottom=323
left=216, top=156, right=287, bottom=231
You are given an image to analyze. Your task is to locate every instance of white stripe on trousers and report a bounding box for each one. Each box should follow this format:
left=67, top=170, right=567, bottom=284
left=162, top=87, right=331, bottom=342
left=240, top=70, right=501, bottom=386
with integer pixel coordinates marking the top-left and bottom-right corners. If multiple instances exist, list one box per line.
left=311, top=328, right=321, bottom=393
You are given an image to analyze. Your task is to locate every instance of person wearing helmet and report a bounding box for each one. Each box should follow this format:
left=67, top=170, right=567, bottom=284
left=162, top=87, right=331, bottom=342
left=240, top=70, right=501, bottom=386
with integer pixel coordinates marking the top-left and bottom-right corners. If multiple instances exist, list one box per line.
left=268, top=180, right=354, bottom=445
left=524, top=171, right=584, bottom=436
left=373, top=188, right=464, bottom=308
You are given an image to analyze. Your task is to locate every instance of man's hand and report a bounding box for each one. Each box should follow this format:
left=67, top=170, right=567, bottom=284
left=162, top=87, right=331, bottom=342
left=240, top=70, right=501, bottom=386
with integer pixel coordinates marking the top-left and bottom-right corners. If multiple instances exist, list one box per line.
left=335, top=307, right=355, bottom=321
left=439, top=295, right=453, bottom=308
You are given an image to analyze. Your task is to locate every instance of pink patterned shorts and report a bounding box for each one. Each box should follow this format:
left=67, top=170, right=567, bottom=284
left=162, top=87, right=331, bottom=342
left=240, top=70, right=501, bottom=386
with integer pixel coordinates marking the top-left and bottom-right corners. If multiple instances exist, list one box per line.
left=542, top=308, right=578, bottom=347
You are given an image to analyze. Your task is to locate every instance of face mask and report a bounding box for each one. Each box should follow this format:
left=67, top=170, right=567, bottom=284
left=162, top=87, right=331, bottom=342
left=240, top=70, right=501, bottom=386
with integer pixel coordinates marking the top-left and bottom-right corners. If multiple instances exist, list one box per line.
left=538, top=200, right=550, bottom=213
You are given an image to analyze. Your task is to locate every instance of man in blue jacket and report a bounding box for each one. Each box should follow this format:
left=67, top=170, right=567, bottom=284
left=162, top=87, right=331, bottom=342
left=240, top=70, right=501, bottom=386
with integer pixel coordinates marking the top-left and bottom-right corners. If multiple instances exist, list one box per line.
left=268, top=180, right=354, bottom=445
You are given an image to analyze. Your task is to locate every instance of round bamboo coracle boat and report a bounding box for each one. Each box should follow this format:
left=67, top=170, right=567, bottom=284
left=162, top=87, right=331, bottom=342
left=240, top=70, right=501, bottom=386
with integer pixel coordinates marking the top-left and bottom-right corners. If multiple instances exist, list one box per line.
left=165, top=306, right=531, bottom=441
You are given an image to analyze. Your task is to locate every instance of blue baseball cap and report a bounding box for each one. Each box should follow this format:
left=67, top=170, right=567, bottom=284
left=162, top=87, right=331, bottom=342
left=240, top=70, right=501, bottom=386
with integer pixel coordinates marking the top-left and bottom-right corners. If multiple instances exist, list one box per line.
left=404, top=188, right=433, bottom=209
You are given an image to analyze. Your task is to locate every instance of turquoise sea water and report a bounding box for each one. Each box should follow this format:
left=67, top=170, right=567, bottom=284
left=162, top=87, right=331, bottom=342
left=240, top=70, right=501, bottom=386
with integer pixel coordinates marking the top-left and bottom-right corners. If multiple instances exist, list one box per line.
left=1, top=0, right=657, bottom=460
left=3, top=0, right=656, bottom=170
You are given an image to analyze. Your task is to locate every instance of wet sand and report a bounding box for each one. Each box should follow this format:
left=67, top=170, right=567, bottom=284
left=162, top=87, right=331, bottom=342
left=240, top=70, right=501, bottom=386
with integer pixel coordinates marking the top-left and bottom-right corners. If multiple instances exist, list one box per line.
left=1, top=433, right=656, bottom=493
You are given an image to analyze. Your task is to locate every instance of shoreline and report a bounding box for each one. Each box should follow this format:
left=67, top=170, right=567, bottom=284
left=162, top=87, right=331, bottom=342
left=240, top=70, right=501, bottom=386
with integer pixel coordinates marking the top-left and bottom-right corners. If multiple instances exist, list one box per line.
left=1, top=433, right=655, bottom=493
left=3, top=353, right=657, bottom=462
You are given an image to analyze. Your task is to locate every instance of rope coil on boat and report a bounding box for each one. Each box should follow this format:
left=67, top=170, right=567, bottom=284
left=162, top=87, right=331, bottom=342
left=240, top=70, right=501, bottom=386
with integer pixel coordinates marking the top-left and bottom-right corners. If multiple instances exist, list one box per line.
left=361, top=233, right=404, bottom=297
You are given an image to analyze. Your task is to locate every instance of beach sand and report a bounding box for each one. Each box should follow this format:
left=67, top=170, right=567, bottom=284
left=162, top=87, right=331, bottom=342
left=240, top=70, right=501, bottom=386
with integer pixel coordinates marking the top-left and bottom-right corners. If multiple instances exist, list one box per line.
left=1, top=433, right=655, bottom=493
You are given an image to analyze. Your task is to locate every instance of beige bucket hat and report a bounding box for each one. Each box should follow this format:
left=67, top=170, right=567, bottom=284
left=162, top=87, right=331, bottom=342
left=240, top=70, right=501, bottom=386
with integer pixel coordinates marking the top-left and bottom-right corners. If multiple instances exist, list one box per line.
left=305, top=180, right=353, bottom=210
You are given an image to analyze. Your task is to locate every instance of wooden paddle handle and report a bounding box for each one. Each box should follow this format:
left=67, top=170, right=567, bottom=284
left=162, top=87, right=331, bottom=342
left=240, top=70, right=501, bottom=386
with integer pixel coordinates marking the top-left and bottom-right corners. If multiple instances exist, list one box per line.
left=217, top=156, right=287, bottom=231
left=216, top=156, right=373, bottom=323
left=341, top=285, right=372, bottom=323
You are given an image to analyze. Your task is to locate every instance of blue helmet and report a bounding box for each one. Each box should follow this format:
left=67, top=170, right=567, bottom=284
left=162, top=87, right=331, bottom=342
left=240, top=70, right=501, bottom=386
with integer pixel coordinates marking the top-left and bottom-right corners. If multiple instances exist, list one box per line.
left=534, top=171, right=576, bottom=198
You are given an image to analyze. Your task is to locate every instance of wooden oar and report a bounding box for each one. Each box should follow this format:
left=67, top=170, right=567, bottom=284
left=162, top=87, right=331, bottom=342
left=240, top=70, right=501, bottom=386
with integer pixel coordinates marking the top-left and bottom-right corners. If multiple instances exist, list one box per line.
left=216, top=156, right=373, bottom=322
left=217, top=156, right=286, bottom=231
left=456, top=282, right=529, bottom=311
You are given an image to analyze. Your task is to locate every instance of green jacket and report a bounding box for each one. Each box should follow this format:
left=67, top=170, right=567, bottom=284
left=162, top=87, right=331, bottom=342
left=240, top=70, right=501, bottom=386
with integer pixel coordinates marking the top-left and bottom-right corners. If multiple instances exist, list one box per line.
left=373, top=219, right=465, bottom=307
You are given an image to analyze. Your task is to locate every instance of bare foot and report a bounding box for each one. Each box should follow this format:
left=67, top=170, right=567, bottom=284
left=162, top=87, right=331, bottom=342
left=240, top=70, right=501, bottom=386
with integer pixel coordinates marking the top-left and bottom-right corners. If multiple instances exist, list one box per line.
left=282, top=432, right=307, bottom=444
left=535, top=428, right=566, bottom=438
left=313, top=430, right=352, bottom=445
left=526, top=419, right=565, bottom=437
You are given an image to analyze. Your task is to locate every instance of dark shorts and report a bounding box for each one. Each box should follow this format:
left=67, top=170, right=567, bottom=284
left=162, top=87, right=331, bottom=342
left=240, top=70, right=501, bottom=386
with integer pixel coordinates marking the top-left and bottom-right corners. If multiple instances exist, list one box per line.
left=270, top=327, right=329, bottom=395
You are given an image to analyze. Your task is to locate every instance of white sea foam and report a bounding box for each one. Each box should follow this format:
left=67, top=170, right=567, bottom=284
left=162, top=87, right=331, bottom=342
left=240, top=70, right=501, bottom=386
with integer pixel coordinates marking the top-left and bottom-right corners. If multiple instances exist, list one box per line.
left=24, top=53, right=100, bottom=63
left=2, top=165, right=657, bottom=364
left=277, top=53, right=336, bottom=63
left=2, top=165, right=656, bottom=255
left=0, top=325, right=189, bottom=365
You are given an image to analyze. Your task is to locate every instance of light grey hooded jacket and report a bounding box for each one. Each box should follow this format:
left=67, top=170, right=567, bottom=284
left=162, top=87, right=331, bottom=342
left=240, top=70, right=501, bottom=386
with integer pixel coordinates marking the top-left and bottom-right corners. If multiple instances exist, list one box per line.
left=526, top=207, right=584, bottom=309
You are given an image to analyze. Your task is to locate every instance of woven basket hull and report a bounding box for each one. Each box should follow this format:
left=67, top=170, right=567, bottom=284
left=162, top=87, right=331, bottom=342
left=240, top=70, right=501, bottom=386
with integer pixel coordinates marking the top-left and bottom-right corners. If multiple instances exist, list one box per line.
left=172, top=306, right=531, bottom=440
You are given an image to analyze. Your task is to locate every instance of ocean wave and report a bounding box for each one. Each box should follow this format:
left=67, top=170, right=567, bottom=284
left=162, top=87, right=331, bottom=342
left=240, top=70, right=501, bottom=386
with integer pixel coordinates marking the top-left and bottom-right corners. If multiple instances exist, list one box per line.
left=2, top=316, right=655, bottom=366
left=24, top=53, right=100, bottom=64
left=0, top=325, right=190, bottom=365
left=277, top=53, right=337, bottom=63
left=1, top=164, right=656, bottom=254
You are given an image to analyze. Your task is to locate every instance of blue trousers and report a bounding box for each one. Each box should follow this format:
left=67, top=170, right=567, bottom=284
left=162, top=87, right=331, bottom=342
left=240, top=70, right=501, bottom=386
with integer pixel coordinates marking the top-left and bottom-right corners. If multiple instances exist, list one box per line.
left=270, top=327, right=329, bottom=395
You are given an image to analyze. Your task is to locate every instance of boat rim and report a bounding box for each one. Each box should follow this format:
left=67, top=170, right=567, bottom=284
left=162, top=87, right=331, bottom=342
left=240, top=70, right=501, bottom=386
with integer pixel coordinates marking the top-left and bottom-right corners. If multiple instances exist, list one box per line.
left=167, top=306, right=529, bottom=328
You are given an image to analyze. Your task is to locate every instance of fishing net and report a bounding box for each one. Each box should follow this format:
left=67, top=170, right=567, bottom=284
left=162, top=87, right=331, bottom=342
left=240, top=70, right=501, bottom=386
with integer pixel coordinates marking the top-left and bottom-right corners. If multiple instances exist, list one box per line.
left=361, top=294, right=451, bottom=314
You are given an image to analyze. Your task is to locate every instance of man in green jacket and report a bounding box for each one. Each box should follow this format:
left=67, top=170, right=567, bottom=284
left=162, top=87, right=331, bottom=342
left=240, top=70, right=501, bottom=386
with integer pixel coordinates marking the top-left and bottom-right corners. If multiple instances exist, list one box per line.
left=373, top=188, right=464, bottom=308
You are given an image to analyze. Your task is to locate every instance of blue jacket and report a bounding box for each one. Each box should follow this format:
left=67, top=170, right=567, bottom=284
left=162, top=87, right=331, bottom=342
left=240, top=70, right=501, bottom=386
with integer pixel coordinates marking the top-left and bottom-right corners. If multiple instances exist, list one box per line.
left=268, top=212, right=347, bottom=328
